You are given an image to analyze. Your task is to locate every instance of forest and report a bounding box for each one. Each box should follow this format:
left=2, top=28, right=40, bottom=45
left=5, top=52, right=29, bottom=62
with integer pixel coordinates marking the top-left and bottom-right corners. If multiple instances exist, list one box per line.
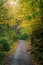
left=0, top=0, right=43, bottom=65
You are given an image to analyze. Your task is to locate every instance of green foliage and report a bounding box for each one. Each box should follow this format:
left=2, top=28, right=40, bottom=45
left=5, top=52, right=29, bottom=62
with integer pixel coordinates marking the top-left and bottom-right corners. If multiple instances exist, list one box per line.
left=0, top=23, right=17, bottom=63
left=0, top=0, right=18, bottom=64
left=8, top=30, right=17, bottom=42
left=0, top=0, right=43, bottom=64
left=19, top=0, right=43, bottom=63
left=0, top=38, right=10, bottom=52
left=31, top=29, right=43, bottom=62
left=0, top=0, right=7, bottom=6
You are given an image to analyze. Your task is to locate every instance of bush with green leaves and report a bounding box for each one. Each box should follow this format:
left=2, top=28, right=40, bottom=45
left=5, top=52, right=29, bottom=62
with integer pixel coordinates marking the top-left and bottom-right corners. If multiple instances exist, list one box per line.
left=31, top=29, right=43, bottom=62
left=0, top=37, right=11, bottom=64
left=0, top=37, right=10, bottom=52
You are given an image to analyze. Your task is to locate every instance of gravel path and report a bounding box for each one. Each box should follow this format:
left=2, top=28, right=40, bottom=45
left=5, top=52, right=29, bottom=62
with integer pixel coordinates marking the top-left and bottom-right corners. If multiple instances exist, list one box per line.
left=6, top=40, right=33, bottom=65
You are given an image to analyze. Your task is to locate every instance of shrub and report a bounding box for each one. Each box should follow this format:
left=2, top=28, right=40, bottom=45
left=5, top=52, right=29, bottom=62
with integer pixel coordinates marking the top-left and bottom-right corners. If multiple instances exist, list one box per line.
left=31, top=29, right=43, bottom=61
left=0, top=37, right=10, bottom=52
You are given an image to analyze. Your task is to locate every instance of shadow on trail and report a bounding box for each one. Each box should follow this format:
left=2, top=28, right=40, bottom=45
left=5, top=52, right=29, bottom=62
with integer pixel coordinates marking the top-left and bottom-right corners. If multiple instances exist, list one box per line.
left=8, top=57, right=32, bottom=65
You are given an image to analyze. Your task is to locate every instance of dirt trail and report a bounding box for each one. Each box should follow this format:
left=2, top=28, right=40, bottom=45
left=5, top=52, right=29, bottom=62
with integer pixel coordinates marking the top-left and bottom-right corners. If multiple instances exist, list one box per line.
left=5, top=40, right=33, bottom=65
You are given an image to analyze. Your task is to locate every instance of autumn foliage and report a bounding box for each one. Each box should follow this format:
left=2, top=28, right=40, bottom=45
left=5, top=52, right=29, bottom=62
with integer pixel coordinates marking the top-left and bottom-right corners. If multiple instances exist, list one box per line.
left=0, top=0, right=43, bottom=65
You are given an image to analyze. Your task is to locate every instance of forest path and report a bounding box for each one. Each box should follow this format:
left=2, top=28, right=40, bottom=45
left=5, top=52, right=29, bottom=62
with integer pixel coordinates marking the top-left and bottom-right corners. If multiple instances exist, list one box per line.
left=6, top=40, right=33, bottom=65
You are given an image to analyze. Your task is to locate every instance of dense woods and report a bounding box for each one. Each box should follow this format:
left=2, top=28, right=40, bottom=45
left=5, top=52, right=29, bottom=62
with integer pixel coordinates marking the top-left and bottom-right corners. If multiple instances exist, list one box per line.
left=0, top=0, right=43, bottom=65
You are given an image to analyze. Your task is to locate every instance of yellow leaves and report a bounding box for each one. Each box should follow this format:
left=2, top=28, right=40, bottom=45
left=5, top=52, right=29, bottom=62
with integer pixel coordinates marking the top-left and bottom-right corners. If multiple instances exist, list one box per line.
left=17, top=20, right=29, bottom=29
left=17, top=14, right=24, bottom=19
left=23, top=2, right=29, bottom=7
left=22, top=8, right=25, bottom=11
left=17, top=20, right=30, bottom=34
left=28, top=16, right=43, bottom=35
